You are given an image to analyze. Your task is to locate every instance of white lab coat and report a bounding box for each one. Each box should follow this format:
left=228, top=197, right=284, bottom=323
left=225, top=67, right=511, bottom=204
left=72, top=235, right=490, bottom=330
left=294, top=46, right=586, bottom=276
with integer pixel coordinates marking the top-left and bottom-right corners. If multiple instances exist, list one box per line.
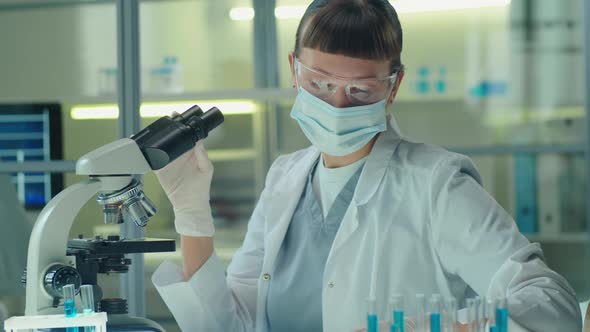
left=152, top=117, right=582, bottom=332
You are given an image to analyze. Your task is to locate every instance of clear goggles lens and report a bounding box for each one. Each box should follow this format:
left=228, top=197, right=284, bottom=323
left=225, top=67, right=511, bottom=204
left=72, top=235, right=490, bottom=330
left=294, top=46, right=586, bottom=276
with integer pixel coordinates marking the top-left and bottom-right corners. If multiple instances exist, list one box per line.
left=294, top=58, right=400, bottom=105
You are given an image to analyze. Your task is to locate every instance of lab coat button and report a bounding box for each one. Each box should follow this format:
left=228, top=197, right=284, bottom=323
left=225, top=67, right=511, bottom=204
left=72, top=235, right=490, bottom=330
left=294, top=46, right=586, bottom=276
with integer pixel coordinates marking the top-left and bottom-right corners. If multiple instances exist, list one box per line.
left=328, top=282, right=334, bottom=288
left=262, top=273, right=271, bottom=281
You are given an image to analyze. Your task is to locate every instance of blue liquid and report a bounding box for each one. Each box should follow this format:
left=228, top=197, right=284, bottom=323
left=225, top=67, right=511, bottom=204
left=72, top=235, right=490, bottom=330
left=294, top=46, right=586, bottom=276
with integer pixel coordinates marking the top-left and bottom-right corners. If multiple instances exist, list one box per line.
left=495, top=308, right=508, bottom=332
left=430, top=313, right=441, bottom=332
left=367, top=314, right=378, bottom=332
left=64, top=299, right=79, bottom=332
left=490, top=326, right=498, bottom=332
left=393, top=311, right=404, bottom=332
left=390, top=324, right=398, bottom=332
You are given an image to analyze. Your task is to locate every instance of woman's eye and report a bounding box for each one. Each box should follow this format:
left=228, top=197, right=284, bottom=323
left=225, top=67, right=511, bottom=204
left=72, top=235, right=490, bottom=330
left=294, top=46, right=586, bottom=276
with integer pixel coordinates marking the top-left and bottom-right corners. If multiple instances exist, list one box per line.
left=310, top=79, right=327, bottom=91
left=349, top=86, right=369, bottom=95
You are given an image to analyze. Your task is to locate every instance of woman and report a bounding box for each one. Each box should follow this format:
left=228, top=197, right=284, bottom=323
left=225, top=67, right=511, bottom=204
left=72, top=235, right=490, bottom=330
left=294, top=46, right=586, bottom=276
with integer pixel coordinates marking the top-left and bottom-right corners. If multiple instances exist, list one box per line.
left=152, top=0, right=582, bottom=331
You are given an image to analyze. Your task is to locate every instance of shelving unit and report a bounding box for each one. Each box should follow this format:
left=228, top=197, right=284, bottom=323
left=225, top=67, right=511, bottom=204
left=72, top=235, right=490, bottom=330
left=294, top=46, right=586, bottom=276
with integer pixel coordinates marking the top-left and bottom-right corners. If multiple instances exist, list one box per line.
left=526, top=233, right=588, bottom=244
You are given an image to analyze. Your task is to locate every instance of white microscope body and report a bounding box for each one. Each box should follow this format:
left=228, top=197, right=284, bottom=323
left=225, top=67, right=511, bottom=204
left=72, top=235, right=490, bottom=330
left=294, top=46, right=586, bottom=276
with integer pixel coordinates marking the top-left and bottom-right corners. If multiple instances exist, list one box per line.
left=24, top=139, right=151, bottom=315
left=23, top=105, right=224, bottom=316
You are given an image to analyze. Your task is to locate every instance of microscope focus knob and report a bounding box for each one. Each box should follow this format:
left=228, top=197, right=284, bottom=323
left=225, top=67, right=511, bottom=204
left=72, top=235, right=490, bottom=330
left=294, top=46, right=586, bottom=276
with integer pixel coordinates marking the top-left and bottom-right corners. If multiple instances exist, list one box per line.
left=43, top=264, right=82, bottom=298
left=21, top=269, right=27, bottom=288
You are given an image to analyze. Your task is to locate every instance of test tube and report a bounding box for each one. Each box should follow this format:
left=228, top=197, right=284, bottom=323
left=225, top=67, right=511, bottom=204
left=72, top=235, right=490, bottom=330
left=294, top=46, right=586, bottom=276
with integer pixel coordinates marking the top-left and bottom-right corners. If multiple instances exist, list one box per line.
left=389, top=294, right=404, bottom=332
left=415, top=294, right=426, bottom=332
left=486, top=298, right=496, bottom=331
left=429, top=295, right=442, bottom=332
left=80, top=285, right=96, bottom=332
left=62, top=284, right=79, bottom=332
left=475, top=297, right=483, bottom=332
left=495, top=298, right=508, bottom=332
left=445, top=297, right=458, bottom=332
left=467, top=298, right=477, bottom=332
left=367, top=298, right=378, bottom=332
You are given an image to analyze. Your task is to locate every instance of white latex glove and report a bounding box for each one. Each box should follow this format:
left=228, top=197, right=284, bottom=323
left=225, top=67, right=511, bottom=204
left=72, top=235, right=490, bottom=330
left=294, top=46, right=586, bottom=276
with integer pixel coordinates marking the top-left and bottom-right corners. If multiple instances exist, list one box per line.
left=155, top=141, right=214, bottom=237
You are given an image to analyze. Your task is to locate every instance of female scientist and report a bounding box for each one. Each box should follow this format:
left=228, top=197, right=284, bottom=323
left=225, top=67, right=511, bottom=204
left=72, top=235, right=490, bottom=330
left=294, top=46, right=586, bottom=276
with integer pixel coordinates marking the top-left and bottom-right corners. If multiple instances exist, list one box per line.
left=152, top=0, right=582, bottom=331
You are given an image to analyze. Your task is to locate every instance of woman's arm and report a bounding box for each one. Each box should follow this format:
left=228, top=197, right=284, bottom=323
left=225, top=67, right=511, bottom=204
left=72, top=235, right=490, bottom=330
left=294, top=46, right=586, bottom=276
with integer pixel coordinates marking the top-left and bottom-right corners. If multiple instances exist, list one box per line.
left=430, top=155, right=582, bottom=331
left=180, top=235, right=214, bottom=280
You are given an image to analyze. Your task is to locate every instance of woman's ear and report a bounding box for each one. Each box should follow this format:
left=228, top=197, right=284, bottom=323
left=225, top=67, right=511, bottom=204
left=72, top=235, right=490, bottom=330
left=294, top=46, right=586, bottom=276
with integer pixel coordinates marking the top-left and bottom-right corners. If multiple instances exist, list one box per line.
left=288, top=51, right=297, bottom=89
left=387, top=71, right=405, bottom=106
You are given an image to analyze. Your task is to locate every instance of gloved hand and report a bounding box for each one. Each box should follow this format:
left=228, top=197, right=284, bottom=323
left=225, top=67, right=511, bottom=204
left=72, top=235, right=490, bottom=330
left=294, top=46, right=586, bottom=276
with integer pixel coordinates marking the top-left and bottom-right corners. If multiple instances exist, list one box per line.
left=154, top=141, right=215, bottom=237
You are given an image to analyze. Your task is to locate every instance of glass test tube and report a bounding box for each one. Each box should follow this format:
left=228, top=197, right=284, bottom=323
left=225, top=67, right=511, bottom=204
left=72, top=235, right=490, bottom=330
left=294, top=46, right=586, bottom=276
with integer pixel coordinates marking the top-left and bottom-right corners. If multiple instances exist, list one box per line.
left=415, top=294, right=426, bottom=332
left=63, top=284, right=79, bottom=332
left=445, top=297, right=458, bottom=332
left=486, top=298, right=496, bottom=330
left=495, top=298, right=508, bottom=332
left=367, top=298, right=378, bottom=332
left=429, top=295, right=442, bottom=332
left=475, top=297, right=483, bottom=332
left=467, top=298, right=477, bottom=332
left=389, top=294, right=404, bottom=332
left=80, top=285, right=96, bottom=332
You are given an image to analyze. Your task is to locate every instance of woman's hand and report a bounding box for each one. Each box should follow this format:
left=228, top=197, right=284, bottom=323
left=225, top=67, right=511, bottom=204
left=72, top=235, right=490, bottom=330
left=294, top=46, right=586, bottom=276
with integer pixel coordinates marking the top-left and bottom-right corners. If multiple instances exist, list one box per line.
left=155, top=141, right=215, bottom=237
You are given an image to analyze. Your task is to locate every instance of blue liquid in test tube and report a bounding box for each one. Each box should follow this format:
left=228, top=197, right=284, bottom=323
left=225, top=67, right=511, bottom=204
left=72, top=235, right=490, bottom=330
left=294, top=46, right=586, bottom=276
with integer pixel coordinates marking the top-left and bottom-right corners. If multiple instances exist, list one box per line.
left=429, top=295, right=442, bottom=332
left=63, top=284, right=79, bottom=332
left=394, top=311, right=404, bottom=332
left=430, top=313, right=441, bottom=332
left=495, top=298, right=508, bottom=332
left=389, top=294, right=404, bottom=332
left=367, top=298, right=378, bottom=332
left=64, top=299, right=76, bottom=317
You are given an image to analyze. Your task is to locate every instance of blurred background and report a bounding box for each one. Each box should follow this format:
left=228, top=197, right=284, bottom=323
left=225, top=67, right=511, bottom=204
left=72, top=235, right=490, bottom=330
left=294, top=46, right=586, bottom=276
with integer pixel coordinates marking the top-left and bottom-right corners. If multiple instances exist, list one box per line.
left=0, top=0, right=588, bottom=330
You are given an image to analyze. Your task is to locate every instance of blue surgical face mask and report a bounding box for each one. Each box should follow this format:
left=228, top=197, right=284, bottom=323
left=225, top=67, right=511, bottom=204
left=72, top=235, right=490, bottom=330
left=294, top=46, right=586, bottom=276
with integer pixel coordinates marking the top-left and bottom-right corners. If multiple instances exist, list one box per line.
left=290, top=87, right=388, bottom=156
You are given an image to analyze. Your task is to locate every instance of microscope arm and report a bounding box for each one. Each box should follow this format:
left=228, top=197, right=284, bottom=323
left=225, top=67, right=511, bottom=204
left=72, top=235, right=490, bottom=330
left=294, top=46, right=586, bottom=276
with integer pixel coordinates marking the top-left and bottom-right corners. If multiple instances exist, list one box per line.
left=25, top=176, right=134, bottom=315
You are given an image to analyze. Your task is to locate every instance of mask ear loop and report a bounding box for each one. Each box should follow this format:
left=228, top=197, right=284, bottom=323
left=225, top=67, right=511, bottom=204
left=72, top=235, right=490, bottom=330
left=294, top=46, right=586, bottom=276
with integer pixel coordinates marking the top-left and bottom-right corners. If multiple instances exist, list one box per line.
left=293, top=59, right=301, bottom=90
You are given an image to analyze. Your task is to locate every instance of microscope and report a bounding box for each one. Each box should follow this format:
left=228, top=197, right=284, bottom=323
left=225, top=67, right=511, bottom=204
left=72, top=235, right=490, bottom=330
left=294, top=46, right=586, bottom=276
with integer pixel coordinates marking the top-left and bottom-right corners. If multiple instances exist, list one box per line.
left=21, top=106, right=224, bottom=321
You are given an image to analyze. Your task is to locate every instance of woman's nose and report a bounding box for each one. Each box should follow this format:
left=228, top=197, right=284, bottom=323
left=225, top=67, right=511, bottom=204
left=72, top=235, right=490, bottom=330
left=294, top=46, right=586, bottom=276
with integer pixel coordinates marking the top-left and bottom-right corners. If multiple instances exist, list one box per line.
left=328, top=87, right=352, bottom=108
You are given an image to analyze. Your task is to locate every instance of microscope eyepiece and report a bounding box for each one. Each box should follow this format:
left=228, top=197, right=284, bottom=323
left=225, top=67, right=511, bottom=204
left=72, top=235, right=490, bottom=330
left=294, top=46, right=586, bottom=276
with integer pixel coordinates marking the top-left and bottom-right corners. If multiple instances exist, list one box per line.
left=131, top=105, right=225, bottom=170
left=185, top=107, right=225, bottom=142
left=199, top=107, right=224, bottom=132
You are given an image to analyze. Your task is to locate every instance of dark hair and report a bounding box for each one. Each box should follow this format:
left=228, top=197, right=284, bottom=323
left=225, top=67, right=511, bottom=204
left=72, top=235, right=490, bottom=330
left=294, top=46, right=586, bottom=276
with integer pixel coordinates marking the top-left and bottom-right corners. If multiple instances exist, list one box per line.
left=294, top=0, right=403, bottom=70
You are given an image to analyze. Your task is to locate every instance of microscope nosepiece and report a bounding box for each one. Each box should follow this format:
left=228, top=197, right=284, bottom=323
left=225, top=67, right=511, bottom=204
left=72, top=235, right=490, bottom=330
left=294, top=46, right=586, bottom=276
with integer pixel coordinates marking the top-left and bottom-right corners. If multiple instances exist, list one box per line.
left=97, top=179, right=157, bottom=227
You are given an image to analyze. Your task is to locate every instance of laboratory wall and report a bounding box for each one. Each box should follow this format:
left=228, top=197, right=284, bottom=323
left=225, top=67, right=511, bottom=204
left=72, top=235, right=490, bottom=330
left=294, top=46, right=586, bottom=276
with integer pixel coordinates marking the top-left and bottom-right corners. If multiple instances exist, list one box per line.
left=0, top=0, right=588, bottom=330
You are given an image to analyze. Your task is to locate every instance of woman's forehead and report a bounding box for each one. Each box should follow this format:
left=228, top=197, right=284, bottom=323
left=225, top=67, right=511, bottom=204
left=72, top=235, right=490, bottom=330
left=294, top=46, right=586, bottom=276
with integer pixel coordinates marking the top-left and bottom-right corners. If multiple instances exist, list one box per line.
left=298, top=48, right=391, bottom=79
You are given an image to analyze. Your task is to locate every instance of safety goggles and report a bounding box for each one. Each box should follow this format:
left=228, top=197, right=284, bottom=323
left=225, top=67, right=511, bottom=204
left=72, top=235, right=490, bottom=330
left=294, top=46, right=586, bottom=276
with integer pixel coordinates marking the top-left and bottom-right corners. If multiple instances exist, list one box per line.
left=294, top=57, right=402, bottom=106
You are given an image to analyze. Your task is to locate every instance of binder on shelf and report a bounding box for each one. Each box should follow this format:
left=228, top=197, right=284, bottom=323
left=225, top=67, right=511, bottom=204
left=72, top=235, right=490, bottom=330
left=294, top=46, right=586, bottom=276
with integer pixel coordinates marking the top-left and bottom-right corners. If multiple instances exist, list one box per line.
left=514, top=153, right=538, bottom=234
left=536, top=154, right=563, bottom=235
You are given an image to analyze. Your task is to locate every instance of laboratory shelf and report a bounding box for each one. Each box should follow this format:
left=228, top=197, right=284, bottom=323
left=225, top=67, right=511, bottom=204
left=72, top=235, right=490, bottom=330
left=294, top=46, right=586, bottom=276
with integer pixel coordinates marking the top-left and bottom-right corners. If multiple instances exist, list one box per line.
left=525, top=232, right=588, bottom=244
left=0, top=0, right=111, bottom=12
left=0, top=160, right=76, bottom=173
left=0, top=148, right=257, bottom=174
left=449, top=144, right=586, bottom=156
left=208, top=148, right=257, bottom=162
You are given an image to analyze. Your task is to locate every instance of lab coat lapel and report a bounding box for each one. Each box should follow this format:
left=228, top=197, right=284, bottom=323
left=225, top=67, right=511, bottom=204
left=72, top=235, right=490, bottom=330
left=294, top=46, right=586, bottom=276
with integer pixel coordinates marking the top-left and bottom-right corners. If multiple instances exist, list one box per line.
left=263, top=148, right=320, bottom=273
left=330, top=116, right=402, bottom=254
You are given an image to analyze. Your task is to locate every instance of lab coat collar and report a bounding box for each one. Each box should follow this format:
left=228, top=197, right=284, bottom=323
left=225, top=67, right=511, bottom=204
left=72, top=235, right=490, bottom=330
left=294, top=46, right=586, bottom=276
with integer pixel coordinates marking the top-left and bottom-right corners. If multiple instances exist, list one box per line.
left=263, top=148, right=320, bottom=274
left=353, top=114, right=402, bottom=206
